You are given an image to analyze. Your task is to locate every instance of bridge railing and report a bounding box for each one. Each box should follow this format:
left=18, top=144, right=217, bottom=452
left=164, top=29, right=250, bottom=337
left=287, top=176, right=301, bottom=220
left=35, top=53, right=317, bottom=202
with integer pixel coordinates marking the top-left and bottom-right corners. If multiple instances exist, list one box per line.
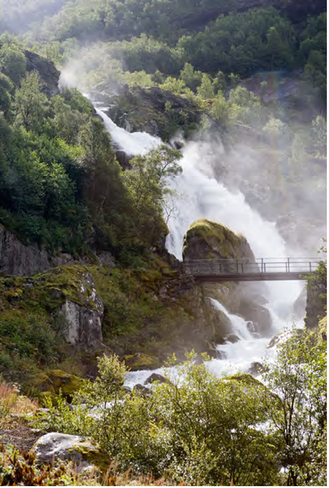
left=184, top=258, right=323, bottom=276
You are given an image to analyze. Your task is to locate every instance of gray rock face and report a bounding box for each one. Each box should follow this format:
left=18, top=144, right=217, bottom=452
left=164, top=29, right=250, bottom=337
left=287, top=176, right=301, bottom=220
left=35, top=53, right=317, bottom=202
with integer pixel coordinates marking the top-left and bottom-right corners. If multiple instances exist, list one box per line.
left=0, top=226, right=50, bottom=276
left=61, top=274, right=104, bottom=350
left=0, top=226, right=81, bottom=276
left=33, top=433, right=100, bottom=470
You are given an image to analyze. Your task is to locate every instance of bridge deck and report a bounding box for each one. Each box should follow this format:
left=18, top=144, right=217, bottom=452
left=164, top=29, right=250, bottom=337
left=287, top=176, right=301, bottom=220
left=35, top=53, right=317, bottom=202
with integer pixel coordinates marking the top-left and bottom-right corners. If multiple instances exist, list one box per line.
left=194, top=272, right=309, bottom=282
left=184, top=257, right=322, bottom=282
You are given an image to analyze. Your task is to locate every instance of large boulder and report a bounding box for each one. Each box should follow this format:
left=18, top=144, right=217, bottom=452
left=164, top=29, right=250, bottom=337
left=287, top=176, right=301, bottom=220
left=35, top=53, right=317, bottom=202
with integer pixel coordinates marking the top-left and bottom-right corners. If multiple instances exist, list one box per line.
left=0, top=264, right=104, bottom=351
left=33, top=433, right=110, bottom=471
left=183, top=219, right=255, bottom=262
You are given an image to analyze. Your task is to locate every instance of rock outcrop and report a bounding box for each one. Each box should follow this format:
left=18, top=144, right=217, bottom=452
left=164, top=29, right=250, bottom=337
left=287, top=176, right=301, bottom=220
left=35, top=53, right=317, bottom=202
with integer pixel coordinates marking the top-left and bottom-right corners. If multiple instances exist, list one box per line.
left=0, top=226, right=77, bottom=276
left=24, top=50, right=60, bottom=96
left=0, top=226, right=115, bottom=277
left=103, top=85, right=201, bottom=142
left=60, top=273, right=104, bottom=350
left=0, top=225, right=51, bottom=276
left=0, top=265, right=104, bottom=351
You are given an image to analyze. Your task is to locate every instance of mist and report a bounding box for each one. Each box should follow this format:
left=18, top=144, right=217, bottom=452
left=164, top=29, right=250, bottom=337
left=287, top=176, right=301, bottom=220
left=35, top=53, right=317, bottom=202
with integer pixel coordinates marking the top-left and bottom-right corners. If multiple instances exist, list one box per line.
left=58, top=39, right=326, bottom=260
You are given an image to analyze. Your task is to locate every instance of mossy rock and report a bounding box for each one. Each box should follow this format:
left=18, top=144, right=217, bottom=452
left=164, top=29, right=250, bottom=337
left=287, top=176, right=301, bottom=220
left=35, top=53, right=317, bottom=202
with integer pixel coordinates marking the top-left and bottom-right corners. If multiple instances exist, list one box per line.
left=123, top=353, right=161, bottom=371
left=36, top=369, right=83, bottom=399
left=74, top=441, right=112, bottom=472
left=183, top=219, right=254, bottom=261
left=223, top=373, right=265, bottom=387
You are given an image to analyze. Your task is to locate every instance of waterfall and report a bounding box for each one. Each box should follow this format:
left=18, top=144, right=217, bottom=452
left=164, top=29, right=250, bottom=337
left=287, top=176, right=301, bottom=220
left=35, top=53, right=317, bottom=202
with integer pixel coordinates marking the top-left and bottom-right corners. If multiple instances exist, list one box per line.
left=95, top=107, right=305, bottom=386
left=96, top=108, right=162, bottom=156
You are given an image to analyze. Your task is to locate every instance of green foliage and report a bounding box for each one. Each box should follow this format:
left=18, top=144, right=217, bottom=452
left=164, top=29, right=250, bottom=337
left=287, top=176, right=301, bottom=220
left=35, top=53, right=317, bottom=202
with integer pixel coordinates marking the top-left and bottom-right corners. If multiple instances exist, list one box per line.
left=13, top=71, right=48, bottom=131
left=122, top=145, right=182, bottom=249
left=0, top=73, right=13, bottom=116
left=32, top=328, right=327, bottom=485
left=263, top=327, right=327, bottom=486
left=0, top=314, right=58, bottom=387
left=0, top=43, right=27, bottom=84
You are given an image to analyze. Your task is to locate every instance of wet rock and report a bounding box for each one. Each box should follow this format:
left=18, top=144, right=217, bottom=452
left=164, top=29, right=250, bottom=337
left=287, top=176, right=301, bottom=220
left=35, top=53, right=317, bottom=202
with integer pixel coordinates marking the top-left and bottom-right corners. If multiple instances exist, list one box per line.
left=226, top=334, right=240, bottom=344
left=115, top=150, right=132, bottom=170
left=144, top=373, right=168, bottom=385
left=267, top=329, right=303, bottom=349
left=237, top=301, right=272, bottom=337
left=216, top=350, right=227, bottom=360
left=248, top=362, right=265, bottom=377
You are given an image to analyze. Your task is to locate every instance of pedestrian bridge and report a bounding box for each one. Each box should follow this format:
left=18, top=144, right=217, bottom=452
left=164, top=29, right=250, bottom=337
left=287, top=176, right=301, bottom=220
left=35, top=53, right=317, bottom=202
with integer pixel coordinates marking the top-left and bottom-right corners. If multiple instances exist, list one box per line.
left=184, top=258, right=322, bottom=282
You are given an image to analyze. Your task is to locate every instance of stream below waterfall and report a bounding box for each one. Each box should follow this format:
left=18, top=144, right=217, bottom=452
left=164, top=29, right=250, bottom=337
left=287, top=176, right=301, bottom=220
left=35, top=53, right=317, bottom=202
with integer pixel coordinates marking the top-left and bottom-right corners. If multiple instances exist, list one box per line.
left=95, top=103, right=305, bottom=389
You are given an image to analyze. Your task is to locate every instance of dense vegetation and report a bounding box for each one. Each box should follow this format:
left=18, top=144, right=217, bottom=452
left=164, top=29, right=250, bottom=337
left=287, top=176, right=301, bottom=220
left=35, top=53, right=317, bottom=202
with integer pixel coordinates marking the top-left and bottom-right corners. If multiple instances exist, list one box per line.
left=0, top=38, right=183, bottom=256
left=32, top=329, right=326, bottom=486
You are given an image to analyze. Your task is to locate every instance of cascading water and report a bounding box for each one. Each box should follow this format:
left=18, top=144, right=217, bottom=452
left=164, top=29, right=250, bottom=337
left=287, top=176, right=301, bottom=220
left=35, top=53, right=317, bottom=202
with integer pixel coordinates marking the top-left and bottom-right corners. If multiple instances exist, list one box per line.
left=95, top=107, right=305, bottom=386
left=96, top=107, right=162, bottom=156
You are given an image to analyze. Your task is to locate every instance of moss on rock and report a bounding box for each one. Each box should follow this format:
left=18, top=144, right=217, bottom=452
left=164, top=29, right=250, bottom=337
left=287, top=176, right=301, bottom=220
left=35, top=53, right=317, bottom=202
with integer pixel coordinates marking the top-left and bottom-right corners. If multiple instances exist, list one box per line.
left=123, top=353, right=161, bottom=371
left=36, top=369, right=83, bottom=399
left=73, top=441, right=112, bottom=472
left=183, top=219, right=254, bottom=261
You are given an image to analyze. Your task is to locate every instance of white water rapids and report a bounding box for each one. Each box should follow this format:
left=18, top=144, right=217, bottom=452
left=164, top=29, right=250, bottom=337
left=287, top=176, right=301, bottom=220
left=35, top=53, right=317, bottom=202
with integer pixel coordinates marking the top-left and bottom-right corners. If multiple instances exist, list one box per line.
left=96, top=107, right=305, bottom=388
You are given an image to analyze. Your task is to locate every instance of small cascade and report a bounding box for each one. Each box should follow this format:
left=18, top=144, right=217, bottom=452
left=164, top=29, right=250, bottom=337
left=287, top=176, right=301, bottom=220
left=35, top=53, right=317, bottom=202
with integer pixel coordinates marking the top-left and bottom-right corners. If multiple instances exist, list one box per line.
left=207, top=298, right=275, bottom=378
left=210, top=298, right=252, bottom=341
left=95, top=108, right=161, bottom=156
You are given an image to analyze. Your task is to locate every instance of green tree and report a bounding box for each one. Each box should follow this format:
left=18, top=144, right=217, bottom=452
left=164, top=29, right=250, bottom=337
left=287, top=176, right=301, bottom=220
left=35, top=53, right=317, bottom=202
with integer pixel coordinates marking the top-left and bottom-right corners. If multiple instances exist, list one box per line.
left=197, top=73, right=215, bottom=99
left=263, top=328, right=327, bottom=486
left=0, top=43, right=27, bottom=84
left=179, top=62, right=202, bottom=92
left=0, top=73, right=14, bottom=117
left=13, top=71, right=48, bottom=132
left=123, top=145, right=182, bottom=247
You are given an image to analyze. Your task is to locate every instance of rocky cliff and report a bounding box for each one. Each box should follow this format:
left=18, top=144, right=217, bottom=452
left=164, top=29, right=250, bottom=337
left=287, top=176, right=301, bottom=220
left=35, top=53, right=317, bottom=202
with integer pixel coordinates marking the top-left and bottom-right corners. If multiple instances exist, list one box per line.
left=97, top=85, right=201, bottom=142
